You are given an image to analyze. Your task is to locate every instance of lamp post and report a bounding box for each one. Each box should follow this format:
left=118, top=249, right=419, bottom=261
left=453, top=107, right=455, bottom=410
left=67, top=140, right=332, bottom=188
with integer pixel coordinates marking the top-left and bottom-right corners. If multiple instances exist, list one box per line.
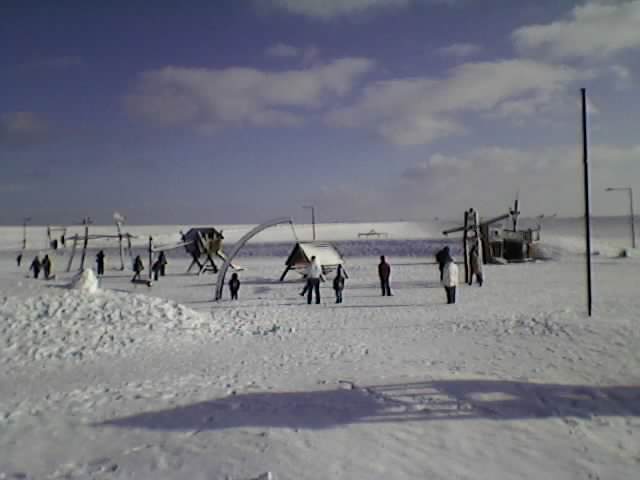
left=302, top=205, right=316, bottom=241
left=605, top=187, right=635, bottom=249
left=22, top=217, right=31, bottom=250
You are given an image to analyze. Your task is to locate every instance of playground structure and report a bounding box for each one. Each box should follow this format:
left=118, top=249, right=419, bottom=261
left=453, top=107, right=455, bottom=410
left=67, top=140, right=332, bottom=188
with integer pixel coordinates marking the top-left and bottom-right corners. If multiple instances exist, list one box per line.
left=46, top=225, right=67, bottom=250
left=65, top=216, right=137, bottom=272
left=279, top=242, right=346, bottom=281
left=214, top=217, right=304, bottom=301
left=443, top=196, right=542, bottom=276
left=357, top=228, right=389, bottom=239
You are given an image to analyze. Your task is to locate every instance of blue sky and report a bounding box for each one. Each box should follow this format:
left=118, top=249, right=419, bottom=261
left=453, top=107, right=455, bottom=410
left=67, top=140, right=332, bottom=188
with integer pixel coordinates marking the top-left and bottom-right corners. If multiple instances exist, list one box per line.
left=1, top=0, right=639, bottom=224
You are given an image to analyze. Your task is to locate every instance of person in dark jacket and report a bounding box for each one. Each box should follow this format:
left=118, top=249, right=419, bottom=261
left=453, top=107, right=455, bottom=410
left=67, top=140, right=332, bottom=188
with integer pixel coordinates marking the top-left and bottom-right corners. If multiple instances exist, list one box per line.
left=151, top=258, right=161, bottom=281
left=333, top=265, right=345, bottom=303
left=30, top=255, right=41, bottom=279
left=42, top=254, right=53, bottom=279
left=158, top=251, right=168, bottom=276
left=96, top=250, right=106, bottom=276
left=16, top=252, right=23, bottom=267
left=229, top=272, right=240, bottom=300
left=378, top=256, right=392, bottom=296
left=435, top=246, right=451, bottom=282
left=132, top=255, right=144, bottom=282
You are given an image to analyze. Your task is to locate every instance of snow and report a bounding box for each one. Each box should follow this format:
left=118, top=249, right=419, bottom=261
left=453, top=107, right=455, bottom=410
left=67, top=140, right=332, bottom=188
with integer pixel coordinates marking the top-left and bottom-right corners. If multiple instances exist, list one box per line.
left=69, top=268, right=99, bottom=294
left=1, top=219, right=639, bottom=479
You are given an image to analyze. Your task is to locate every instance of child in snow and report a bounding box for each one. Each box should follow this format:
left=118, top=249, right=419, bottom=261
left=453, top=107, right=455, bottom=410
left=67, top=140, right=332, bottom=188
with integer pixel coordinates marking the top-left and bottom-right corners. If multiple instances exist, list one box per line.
left=442, top=257, right=459, bottom=304
left=229, top=272, right=240, bottom=300
left=132, top=255, right=144, bottom=282
left=96, top=250, right=106, bottom=276
left=333, top=265, right=345, bottom=304
left=30, top=255, right=41, bottom=279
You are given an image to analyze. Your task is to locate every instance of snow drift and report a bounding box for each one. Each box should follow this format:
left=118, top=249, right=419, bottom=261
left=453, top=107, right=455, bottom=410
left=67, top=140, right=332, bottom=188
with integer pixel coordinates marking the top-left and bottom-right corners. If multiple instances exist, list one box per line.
left=0, top=291, right=211, bottom=366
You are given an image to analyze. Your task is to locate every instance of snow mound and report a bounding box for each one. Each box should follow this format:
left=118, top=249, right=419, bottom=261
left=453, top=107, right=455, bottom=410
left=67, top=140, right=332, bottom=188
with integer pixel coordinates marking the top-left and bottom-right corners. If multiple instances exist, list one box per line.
left=533, top=236, right=627, bottom=260
left=497, top=312, right=572, bottom=337
left=0, top=291, right=214, bottom=366
left=69, top=268, right=99, bottom=293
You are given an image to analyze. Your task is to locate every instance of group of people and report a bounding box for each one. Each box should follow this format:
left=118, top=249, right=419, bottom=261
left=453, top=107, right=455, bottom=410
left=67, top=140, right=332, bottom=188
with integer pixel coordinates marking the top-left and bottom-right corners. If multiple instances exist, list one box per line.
left=26, top=254, right=55, bottom=280
left=129, top=252, right=168, bottom=283
left=297, top=247, right=484, bottom=306
left=18, top=244, right=484, bottom=306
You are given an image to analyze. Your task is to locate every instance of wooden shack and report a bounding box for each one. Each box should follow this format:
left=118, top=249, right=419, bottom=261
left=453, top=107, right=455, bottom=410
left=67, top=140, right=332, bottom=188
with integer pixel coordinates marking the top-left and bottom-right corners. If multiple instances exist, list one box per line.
left=280, top=242, right=346, bottom=281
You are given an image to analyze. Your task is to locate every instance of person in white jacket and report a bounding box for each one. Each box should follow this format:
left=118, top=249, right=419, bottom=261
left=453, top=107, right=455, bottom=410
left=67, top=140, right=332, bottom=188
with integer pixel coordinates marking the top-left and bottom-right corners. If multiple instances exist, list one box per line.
left=442, top=257, right=459, bottom=304
left=306, top=256, right=323, bottom=304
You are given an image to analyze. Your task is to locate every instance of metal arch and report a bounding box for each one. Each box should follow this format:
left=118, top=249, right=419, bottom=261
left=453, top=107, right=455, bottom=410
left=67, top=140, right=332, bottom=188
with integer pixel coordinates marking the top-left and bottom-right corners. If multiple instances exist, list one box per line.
left=214, top=217, right=294, bottom=301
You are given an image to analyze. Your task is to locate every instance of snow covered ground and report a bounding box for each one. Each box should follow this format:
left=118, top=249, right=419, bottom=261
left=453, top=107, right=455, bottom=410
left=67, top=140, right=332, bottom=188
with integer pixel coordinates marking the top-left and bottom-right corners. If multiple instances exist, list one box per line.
left=1, top=220, right=639, bottom=479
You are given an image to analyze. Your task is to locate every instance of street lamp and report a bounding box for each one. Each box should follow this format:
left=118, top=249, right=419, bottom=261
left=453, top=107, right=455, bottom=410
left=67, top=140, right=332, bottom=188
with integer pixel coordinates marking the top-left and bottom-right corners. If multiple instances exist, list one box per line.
left=22, top=217, right=31, bottom=250
left=302, top=205, right=316, bottom=241
left=605, top=187, right=636, bottom=249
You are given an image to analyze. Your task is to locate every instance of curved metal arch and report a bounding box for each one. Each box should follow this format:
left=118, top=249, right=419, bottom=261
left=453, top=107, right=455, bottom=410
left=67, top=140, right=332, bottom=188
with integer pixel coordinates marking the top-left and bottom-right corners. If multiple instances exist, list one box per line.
left=214, top=217, right=294, bottom=301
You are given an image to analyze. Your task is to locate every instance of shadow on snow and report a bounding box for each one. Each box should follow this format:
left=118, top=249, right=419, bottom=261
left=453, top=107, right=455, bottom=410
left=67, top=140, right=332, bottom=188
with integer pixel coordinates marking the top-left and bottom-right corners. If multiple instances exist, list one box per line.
left=96, top=379, right=640, bottom=432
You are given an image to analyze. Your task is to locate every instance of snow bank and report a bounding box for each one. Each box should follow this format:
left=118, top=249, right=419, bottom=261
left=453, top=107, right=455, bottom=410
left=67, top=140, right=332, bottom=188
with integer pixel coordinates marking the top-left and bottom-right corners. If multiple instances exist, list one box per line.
left=0, top=291, right=212, bottom=366
left=69, top=268, right=99, bottom=293
left=533, top=236, right=629, bottom=260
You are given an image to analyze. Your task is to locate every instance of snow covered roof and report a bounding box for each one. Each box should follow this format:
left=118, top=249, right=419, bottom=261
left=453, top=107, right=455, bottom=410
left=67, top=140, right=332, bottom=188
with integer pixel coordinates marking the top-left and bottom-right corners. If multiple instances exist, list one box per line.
left=284, top=242, right=345, bottom=269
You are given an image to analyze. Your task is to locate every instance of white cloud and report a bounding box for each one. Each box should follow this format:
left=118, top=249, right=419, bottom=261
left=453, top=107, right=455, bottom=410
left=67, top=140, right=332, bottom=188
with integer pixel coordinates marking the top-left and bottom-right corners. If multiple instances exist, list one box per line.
left=609, top=64, right=632, bottom=88
left=265, top=0, right=410, bottom=19
left=265, top=43, right=299, bottom=57
left=127, top=58, right=375, bottom=129
left=437, top=43, right=482, bottom=58
left=0, top=112, right=49, bottom=147
left=400, top=143, right=640, bottom=216
left=513, top=0, right=640, bottom=60
left=327, top=59, right=584, bottom=145
left=261, top=0, right=465, bottom=19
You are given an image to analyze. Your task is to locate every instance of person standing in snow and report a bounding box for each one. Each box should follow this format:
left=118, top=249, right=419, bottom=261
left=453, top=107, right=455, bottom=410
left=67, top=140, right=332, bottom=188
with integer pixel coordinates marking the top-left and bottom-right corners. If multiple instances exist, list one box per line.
left=42, top=254, right=54, bottom=280
left=378, top=255, right=392, bottom=296
left=469, top=243, right=484, bottom=287
left=96, top=250, right=106, bottom=276
left=306, top=256, right=323, bottom=305
left=30, top=255, right=41, bottom=279
left=158, top=251, right=168, bottom=276
left=229, top=272, right=240, bottom=300
left=132, top=255, right=144, bottom=282
left=151, top=257, right=162, bottom=281
left=333, top=265, right=346, bottom=304
left=16, top=252, right=23, bottom=267
left=442, top=257, right=459, bottom=304
left=435, top=246, right=451, bottom=282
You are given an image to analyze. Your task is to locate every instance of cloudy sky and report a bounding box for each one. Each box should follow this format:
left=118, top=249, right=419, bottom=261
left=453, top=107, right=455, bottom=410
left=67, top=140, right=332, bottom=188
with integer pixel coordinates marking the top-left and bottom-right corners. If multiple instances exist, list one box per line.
left=1, top=0, right=639, bottom=224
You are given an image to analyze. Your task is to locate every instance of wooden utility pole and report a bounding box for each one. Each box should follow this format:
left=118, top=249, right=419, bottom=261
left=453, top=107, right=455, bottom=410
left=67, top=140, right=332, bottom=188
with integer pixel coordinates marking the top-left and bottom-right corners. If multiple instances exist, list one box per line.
left=66, top=235, right=78, bottom=272
left=581, top=88, right=593, bottom=317
left=463, top=209, right=470, bottom=284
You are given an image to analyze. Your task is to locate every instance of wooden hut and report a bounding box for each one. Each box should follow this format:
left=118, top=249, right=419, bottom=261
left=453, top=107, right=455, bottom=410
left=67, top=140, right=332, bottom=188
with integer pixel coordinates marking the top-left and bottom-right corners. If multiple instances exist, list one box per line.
left=279, top=242, right=345, bottom=281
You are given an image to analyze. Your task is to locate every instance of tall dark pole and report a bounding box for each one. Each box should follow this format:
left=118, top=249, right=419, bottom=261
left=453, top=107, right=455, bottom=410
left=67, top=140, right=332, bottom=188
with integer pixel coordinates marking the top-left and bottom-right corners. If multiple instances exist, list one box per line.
left=629, top=188, right=636, bottom=249
left=303, top=206, right=316, bottom=241
left=581, top=88, right=593, bottom=317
